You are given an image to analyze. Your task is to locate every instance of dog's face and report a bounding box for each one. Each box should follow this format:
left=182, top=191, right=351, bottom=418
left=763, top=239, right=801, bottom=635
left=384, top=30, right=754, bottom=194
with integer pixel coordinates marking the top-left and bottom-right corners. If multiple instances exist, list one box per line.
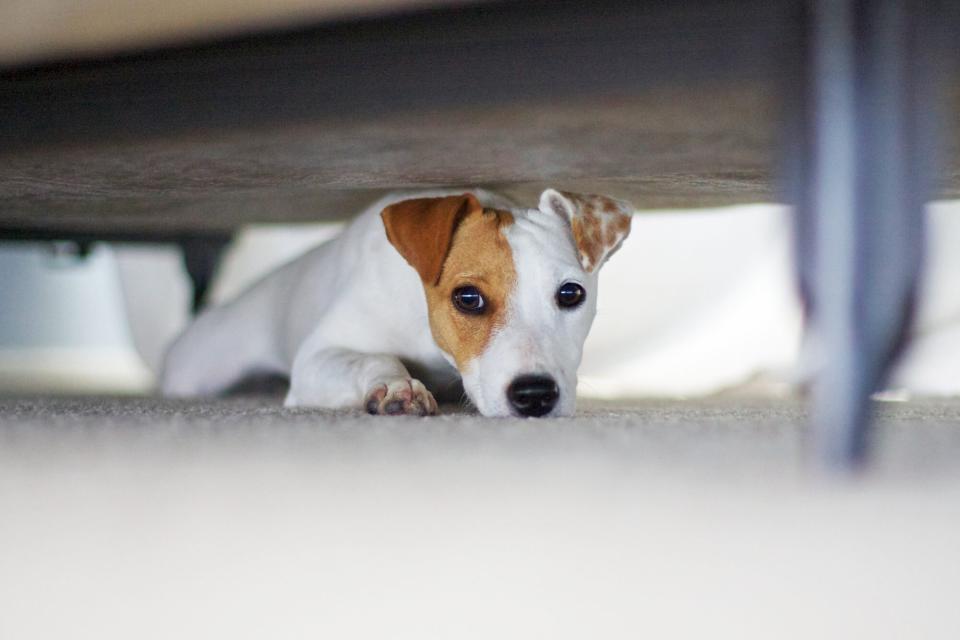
left=382, top=189, right=631, bottom=417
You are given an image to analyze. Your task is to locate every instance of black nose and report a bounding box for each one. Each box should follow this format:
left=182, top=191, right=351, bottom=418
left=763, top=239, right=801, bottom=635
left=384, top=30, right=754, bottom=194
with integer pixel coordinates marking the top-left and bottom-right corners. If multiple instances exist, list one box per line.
left=507, top=375, right=559, bottom=417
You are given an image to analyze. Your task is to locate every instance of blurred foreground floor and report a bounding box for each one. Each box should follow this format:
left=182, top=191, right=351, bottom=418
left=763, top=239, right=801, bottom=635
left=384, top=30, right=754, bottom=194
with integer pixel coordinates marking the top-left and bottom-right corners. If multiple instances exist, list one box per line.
left=2, top=395, right=960, bottom=638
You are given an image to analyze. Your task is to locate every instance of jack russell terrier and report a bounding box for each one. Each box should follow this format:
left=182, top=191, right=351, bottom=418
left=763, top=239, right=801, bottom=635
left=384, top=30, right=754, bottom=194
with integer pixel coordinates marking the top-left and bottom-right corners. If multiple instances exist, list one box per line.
left=161, top=189, right=632, bottom=417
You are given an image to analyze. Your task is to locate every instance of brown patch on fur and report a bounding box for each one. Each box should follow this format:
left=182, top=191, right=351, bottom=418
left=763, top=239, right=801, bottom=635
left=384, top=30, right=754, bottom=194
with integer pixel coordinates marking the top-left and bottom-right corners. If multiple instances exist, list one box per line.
left=570, top=214, right=604, bottom=271
left=381, top=193, right=483, bottom=285
left=614, top=212, right=631, bottom=234
left=602, top=221, right=618, bottom=248
left=421, top=207, right=516, bottom=371
left=557, top=190, right=632, bottom=272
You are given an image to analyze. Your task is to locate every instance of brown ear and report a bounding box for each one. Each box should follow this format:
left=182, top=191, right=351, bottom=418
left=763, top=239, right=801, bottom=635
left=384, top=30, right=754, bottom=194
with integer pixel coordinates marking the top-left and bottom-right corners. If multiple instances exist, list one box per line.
left=381, top=193, right=483, bottom=285
left=538, top=189, right=633, bottom=272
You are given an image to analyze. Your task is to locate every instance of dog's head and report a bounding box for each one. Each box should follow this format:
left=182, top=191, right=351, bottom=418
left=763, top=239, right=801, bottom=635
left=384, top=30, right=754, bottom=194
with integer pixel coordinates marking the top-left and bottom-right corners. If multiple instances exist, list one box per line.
left=382, top=189, right=632, bottom=417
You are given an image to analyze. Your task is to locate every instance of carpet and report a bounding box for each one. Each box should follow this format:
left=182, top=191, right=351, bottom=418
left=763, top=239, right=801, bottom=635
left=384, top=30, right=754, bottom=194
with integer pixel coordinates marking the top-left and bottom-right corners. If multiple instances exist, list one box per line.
left=2, top=395, right=959, bottom=639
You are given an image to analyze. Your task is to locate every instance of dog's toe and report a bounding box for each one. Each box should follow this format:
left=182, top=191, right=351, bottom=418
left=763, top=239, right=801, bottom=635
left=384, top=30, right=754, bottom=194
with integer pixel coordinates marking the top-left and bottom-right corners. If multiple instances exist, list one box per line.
left=384, top=399, right=406, bottom=415
left=364, top=378, right=437, bottom=416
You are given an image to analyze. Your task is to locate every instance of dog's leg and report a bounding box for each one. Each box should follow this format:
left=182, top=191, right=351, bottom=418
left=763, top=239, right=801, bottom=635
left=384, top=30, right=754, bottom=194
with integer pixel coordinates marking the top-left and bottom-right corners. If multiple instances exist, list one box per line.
left=286, top=347, right=438, bottom=416
left=161, top=296, right=283, bottom=398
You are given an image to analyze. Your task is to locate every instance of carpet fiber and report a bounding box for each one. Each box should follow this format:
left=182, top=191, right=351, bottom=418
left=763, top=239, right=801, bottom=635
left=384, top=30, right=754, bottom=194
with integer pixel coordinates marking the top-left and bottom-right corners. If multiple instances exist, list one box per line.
left=2, top=395, right=960, bottom=638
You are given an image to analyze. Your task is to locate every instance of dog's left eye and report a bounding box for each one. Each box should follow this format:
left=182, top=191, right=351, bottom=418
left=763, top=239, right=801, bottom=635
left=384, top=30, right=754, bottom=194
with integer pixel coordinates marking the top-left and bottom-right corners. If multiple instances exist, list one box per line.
left=452, top=286, right=486, bottom=315
left=556, top=282, right=586, bottom=309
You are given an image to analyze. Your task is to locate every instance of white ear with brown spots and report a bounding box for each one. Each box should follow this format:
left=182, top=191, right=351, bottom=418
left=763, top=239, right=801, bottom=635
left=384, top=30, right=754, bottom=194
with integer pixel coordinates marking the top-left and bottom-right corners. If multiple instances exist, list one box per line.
left=538, top=189, right=633, bottom=272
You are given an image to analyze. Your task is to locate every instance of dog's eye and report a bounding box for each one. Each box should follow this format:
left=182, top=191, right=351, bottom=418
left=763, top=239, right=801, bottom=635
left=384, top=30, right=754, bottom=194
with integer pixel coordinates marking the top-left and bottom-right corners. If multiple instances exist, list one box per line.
left=452, top=286, right=486, bottom=315
left=556, top=282, right=586, bottom=309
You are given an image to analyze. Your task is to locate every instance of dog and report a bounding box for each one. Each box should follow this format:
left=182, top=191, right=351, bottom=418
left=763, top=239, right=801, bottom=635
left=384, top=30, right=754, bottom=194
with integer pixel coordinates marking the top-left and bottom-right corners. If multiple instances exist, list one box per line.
left=161, top=188, right=632, bottom=417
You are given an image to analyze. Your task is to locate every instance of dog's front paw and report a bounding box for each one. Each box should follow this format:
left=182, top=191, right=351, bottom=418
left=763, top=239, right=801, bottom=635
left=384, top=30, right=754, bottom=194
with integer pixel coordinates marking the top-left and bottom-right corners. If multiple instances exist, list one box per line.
left=364, top=378, right=438, bottom=416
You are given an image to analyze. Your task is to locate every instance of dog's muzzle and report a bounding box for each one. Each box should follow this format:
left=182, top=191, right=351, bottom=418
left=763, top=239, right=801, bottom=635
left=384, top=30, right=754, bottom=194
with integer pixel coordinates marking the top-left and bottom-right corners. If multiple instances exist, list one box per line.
left=507, top=375, right=559, bottom=417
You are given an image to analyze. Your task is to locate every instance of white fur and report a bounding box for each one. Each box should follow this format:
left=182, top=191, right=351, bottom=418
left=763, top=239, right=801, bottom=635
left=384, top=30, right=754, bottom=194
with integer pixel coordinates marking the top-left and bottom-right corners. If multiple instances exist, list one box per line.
left=161, top=189, right=616, bottom=417
left=462, top=207, right=597, bottom=416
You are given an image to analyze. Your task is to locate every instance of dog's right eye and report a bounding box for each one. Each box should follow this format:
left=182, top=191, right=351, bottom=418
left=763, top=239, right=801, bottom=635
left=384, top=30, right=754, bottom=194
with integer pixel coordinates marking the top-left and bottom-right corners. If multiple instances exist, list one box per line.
left=452, top=286, right=486, bottom=315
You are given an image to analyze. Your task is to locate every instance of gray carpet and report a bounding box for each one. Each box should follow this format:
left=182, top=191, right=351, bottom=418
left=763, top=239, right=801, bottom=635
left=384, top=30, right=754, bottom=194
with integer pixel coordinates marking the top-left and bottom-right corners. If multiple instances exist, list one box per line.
left=4, top=394, right=960, bottom=477
left=3, top=395, right=960, bottom=639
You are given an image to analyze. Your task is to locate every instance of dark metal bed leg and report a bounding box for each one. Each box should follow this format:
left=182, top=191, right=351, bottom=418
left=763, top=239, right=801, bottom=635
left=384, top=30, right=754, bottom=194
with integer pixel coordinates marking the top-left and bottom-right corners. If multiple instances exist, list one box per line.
left=180, top=236, right=231, bottom=313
